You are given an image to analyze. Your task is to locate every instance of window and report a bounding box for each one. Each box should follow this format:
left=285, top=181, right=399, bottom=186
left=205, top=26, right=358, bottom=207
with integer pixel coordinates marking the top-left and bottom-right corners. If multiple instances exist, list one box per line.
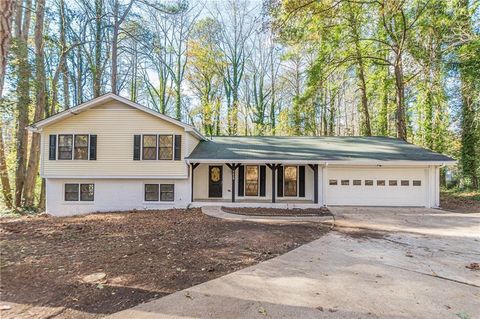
left=145, top=184, right=159, bottom=201
left=58, top=135, right=73, bottom=160
left=245, top=165, right=259, bottom=196
left=341, top=180, right=350, bottom=186
left=389, top=180, right=398, bottom=186
left=80, top=184, right=94, bottom=201
left=74, top=135, right=89, bottom=160
left=413, top=180, right=422, bottom=186
left=284, top=166, right=297, bottom=196
left=353, top=180, right=361, bottom=186
left=160, top=184, right=174, bottom=201
left=401, top=180, right=409, bottom=186
left=65, top=184, right=79, bottom=201
left=365, top=180, right=373, bottom=186
left=329, top=179, right=338, bottom=185
left=143, top=135, right=157, bottom=160
left=158, top=135, right=173, bottom=160
left=377, top=180, right=386, bottom=186
left=65, top=183, right=94, bottom=201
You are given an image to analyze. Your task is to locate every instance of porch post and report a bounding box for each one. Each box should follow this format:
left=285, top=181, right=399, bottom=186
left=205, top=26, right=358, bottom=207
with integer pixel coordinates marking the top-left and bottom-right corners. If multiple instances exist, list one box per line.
left=226, top=163, right=241, bottom=202
left=266, top=164, right=279, bottom=203
left=309, top=164, right=319, bottom=204
left=190, top=163, right=200, bottom=202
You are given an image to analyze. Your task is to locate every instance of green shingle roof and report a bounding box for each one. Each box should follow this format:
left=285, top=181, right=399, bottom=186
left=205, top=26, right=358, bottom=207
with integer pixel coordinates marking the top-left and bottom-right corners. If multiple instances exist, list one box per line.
left=186, top=136, right=455, bottom=162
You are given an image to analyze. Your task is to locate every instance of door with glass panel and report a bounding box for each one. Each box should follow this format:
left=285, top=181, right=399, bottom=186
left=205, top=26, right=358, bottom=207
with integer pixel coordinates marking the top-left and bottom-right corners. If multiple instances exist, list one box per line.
left=208, top=166, right=223, bottom=198
left=245, top=165, right=259, bottom=196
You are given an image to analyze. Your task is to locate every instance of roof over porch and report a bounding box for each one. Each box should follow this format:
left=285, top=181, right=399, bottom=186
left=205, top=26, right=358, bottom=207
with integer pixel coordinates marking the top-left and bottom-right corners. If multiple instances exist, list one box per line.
left=185, top=136, right=455, bottom=164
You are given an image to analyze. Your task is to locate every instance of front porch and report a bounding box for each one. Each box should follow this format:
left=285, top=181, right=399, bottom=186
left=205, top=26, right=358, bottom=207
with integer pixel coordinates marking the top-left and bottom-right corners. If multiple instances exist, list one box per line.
left=189, top=162, right=320, bottom=205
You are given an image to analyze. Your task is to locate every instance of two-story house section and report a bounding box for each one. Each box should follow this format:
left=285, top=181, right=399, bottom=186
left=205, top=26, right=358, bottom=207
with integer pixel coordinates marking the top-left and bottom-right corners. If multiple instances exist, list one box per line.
left=28, top=93, right=205, bottom=216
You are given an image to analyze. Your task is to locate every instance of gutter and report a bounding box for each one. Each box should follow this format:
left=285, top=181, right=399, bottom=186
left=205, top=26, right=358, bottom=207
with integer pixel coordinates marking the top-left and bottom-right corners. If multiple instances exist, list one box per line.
left=185, top=159, right=457, bottom=166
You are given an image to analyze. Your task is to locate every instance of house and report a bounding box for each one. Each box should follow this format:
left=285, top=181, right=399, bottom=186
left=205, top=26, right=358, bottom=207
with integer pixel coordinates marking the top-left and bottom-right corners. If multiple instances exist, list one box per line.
left=27, top=93, right=456, bottom=216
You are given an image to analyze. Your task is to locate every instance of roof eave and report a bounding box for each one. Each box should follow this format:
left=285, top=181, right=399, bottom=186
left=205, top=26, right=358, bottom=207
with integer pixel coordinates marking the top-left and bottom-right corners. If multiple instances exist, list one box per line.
left=185, top=158, right=457, bottom=166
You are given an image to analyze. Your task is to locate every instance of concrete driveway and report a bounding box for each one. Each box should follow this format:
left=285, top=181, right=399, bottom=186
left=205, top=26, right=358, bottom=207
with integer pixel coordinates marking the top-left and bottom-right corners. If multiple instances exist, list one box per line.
left=107, top=208, right=480, bottom=319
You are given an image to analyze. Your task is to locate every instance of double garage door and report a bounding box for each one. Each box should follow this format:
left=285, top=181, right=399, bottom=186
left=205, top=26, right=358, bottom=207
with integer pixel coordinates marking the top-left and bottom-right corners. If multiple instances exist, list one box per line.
left=326, top=167, right=427, bottom=206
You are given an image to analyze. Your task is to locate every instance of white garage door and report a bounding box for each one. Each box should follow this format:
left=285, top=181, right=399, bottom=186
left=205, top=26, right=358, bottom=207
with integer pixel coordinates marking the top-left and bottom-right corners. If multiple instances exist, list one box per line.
left=326, top=167, right=427, bottom=206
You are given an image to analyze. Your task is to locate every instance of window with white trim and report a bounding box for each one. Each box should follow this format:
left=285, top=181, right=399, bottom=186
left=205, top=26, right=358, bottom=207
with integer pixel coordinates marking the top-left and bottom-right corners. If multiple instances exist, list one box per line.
left=74, top=135, right=89, bottom=160
left=160, top=184, right=174, bottom=201
left=142, top=135, right=157, bottom=160
left=145, top=184, right=159, bottom=201
left=58, top=134, right=90, bottom=160
left=65, top=183, right=94, bottom=201
left=144, top=184, right=175, bottom=201
left=58, top=135, right=73, bottom=160
left=158, top=135, right=173, bottom=160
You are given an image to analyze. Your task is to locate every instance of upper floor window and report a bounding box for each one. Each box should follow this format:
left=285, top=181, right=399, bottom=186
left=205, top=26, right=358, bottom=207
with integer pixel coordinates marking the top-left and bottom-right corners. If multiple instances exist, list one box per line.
left=58, top=135, right=73, bottom=159
left=158, top=135, right=173, bottom=160
left=74, top=135, right=89, bottom=160
left=142, top=135, right=157, bottom=160
left=134, top=134, right=181, bottom=161
left=51, top=134, right=96, bottom=161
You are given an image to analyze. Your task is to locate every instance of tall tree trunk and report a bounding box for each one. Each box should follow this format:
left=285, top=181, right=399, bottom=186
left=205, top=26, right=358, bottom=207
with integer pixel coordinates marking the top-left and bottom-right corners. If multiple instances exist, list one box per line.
left=457, top=0, right=479, bottom=189
left=38, top=177, right=45, bottom=209
left=13, top=0, right=32, bottom=207
left=0, top=123, right=13, bottom=208
left=175, top=52, right=182, bottom=120
left=0, top=0, right=16, bottom=209
left=24, top=0, right=46, bottom=207
left=93, top=0, right=102, bottom=97
left=394, top=55, right=407, bottom=141
left=76, top=45, right=83, bottom=105
left=347, top=3, right=372, bottom=136
left=59, top=0, right=69, bottom=108
left=0, top=0, right=16, bottom=98
left=111, top=1, right=119, bottom=94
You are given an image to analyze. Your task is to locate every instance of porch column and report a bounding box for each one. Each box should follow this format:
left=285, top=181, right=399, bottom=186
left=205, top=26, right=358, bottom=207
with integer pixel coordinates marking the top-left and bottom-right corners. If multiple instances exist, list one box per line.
left=308, top=164, right=319, bottom=204
left=266, top=164, right=280, bottom=203
left=190, top=163, right=200, bottom=202
left=226, top=163, right=241, bottom=202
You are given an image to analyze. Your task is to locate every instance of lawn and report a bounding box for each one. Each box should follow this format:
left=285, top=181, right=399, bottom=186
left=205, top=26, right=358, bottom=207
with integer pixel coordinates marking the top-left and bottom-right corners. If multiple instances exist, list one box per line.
left=440, top=189, right=480, bottom=213
left=0, top=208, right=328, bottom=319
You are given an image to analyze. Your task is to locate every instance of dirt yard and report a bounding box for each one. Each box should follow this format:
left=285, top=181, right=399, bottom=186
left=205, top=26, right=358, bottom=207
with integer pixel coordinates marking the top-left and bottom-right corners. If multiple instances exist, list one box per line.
left=0, top=208, right=328, bottom=319
left=441, top=190, right=480, bottom=213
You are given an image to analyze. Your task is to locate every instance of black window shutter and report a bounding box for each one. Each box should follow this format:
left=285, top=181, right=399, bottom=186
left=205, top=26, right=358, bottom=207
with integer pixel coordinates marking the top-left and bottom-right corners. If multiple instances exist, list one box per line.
left=259, top=165, right=266, bottom=197
left=89, top=135, right=97, bottom=160
left=238, top=165, right=244, bottom=196
left=133, top=135, right=141, bottom=160
left=299, top=165, right=305, bottom=197
left=174, top=135, right=182, bottom=160
left=49, top=135, right=56, bottom=160
left=277, top=165, right=283, bottom=197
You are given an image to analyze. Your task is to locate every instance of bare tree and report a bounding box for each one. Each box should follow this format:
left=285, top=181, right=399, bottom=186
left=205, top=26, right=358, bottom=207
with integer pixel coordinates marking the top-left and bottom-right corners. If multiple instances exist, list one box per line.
left=24, top=0, right=46, bottom=207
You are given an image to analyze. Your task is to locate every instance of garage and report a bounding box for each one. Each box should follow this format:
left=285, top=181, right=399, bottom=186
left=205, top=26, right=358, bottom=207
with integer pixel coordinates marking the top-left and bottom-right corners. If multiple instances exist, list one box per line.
left=325, top=167, right=427, bottom=206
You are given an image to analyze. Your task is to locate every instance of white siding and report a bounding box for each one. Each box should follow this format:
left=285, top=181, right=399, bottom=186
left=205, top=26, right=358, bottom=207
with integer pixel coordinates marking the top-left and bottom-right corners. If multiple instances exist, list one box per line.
left=186, top=132, right=200, bottom=156
left=41, top=100, right=200, bottom=178
left=46, top=178, right=190, bottom=216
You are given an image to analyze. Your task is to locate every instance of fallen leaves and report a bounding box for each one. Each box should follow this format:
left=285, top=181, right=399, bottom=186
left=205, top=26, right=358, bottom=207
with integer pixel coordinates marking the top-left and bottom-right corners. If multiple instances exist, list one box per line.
left=465, top=263, right=479, bottom=271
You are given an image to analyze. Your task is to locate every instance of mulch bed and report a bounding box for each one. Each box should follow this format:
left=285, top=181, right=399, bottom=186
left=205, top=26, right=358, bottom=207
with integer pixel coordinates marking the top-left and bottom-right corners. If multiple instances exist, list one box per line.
left=222, top=206, right=332, bottom=217
left=0, top=208, right=328, bottom=319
